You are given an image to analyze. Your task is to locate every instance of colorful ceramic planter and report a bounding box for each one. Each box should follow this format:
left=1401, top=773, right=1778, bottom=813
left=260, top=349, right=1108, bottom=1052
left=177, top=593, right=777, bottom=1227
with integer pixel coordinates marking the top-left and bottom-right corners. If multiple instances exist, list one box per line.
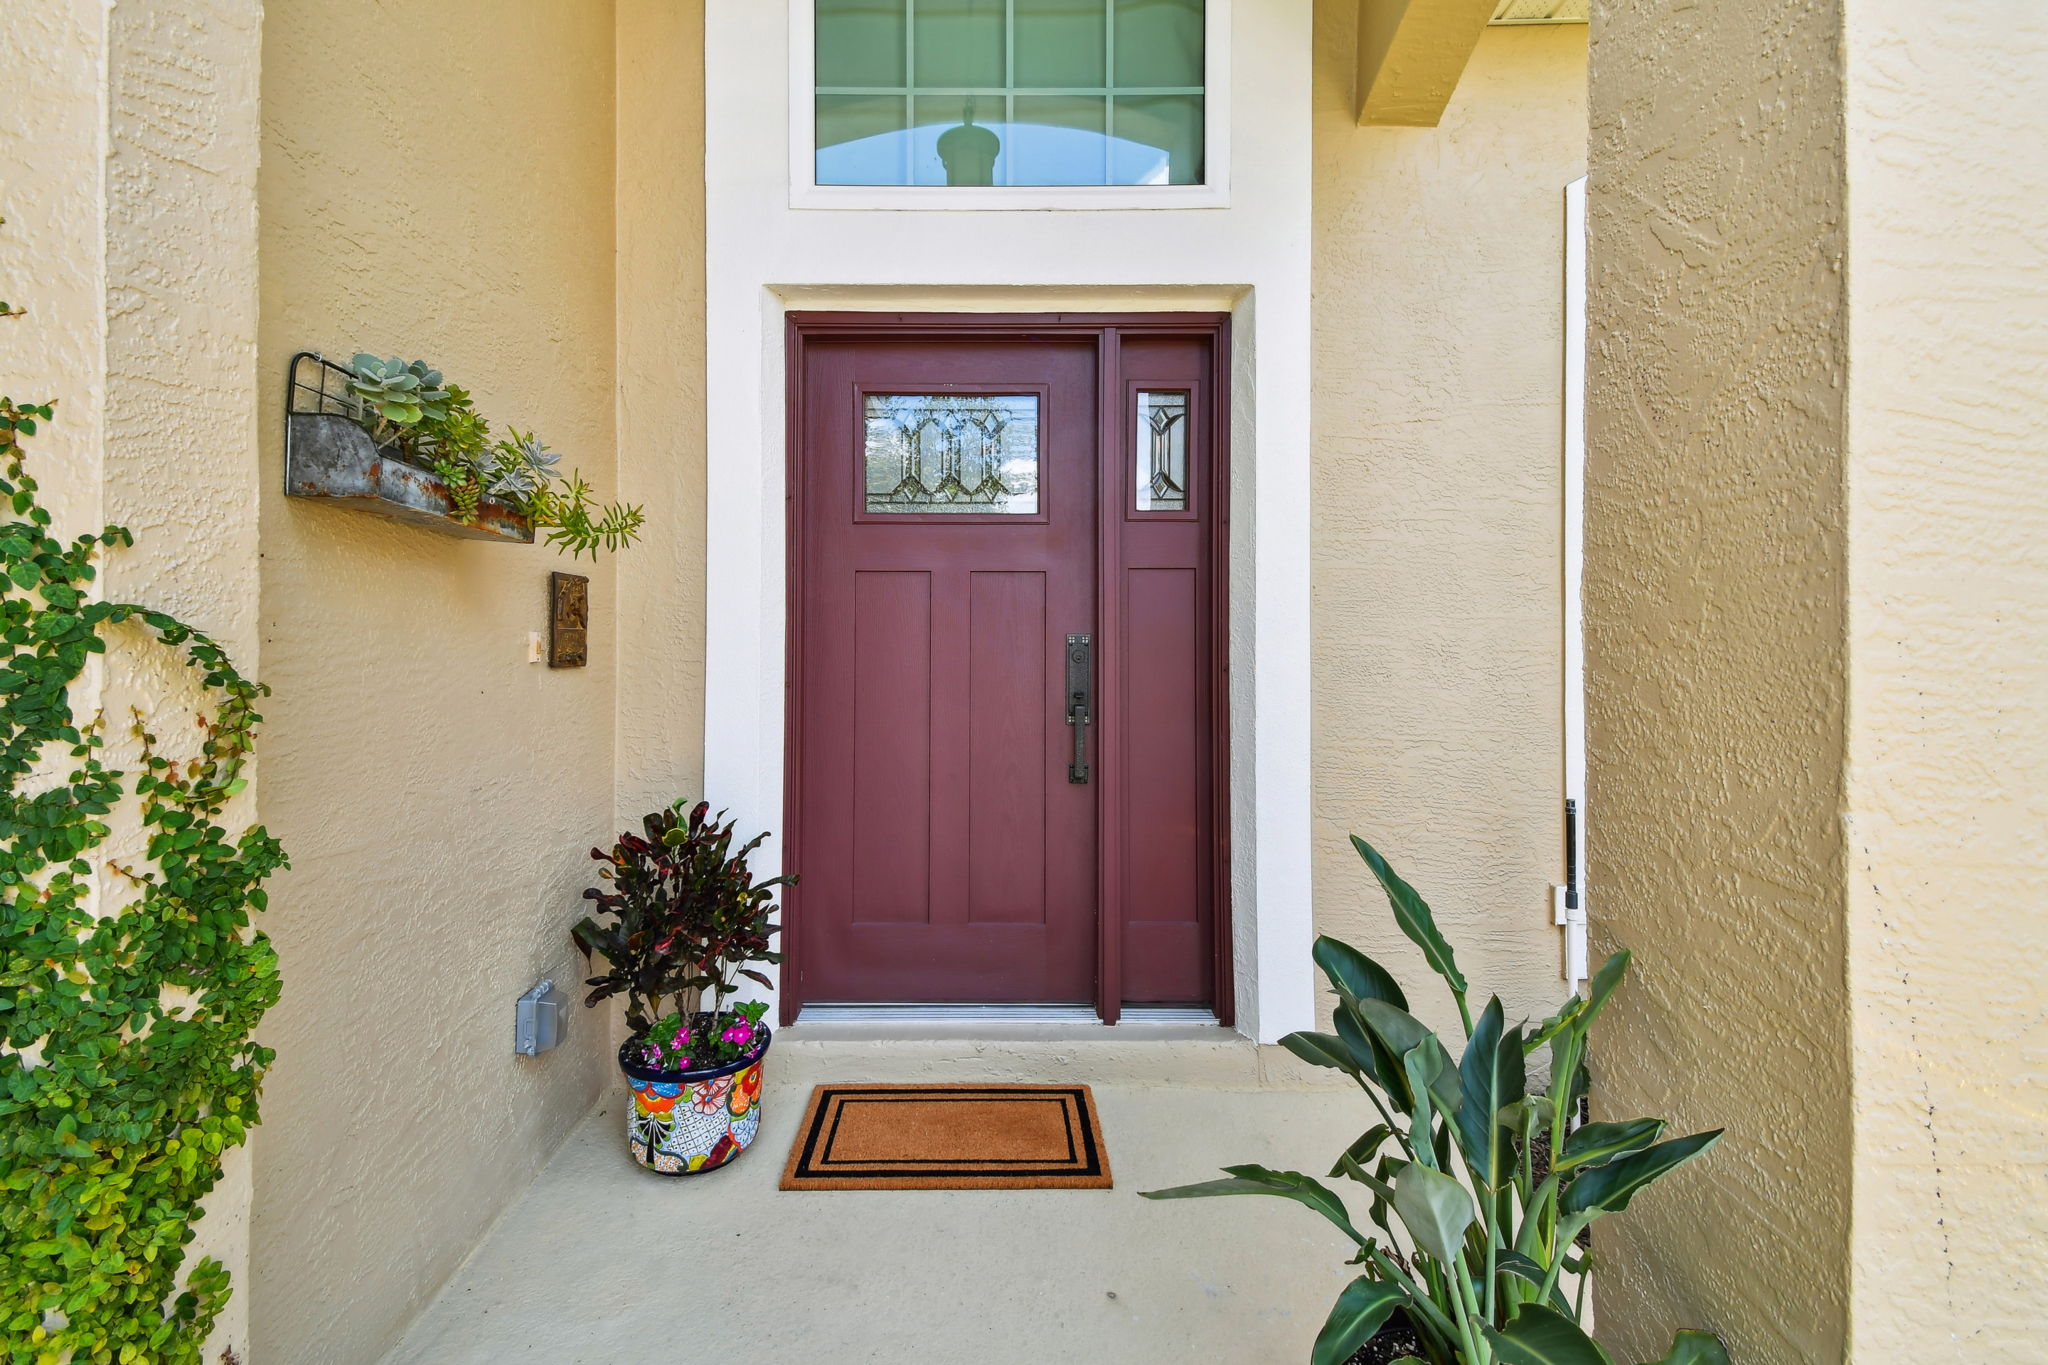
left=618, top=1022, right=770, bottom=1176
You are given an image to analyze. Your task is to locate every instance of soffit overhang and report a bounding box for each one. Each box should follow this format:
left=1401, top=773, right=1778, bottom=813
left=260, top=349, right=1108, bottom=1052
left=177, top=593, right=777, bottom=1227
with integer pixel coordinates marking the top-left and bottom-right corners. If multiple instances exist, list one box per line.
left=1357, top=0, right=1587, bottom=127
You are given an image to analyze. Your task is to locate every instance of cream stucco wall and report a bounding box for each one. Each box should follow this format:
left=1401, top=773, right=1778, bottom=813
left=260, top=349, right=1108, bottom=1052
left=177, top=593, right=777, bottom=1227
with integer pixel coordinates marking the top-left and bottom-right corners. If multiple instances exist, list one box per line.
left=1585, top=0, right=1853, bottom=1360
left=1843, top=2, right=2048, bottom=1357
left=1312, top=12, right=1586, bottom=1034
left=1588, top=1, right=2048, bottom=1356
left=615, top=0, right=708, bottom=823
left=251, top=4, right=625, bottom=1362
left=2, top=3, right=266, bottom=1357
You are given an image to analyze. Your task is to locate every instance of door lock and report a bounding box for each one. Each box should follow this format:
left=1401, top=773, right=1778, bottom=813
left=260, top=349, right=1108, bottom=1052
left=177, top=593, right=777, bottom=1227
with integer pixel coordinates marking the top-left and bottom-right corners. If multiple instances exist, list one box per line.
left=1065, top=633, right=1092, bottom=784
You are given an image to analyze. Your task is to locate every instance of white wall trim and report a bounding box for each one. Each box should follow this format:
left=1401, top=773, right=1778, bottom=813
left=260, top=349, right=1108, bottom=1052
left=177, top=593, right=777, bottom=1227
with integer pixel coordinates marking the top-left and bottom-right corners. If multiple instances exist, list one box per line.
left=1560, top=174, right=1589, bottom=988
left=787, top=0, right=1233, bottom=211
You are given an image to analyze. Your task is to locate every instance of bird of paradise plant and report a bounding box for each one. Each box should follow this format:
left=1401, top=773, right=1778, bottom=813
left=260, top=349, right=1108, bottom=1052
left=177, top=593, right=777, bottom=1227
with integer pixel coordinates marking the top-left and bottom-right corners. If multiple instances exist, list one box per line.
left=1143, top=836, right=1728, bottom=1365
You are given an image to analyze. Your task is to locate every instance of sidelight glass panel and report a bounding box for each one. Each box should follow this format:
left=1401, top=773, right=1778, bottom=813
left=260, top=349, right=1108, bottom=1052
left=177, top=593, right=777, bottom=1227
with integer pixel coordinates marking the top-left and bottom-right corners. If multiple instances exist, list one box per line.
left=865, top=395, right=1040, bottom=515
left=813, top=0, right=1205, bottom=188
left=1134, top=390, right=1189, bottom=512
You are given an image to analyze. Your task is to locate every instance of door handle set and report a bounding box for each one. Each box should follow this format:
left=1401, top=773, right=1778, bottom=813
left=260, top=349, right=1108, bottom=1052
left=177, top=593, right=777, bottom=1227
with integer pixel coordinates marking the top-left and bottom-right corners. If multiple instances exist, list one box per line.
left=1065, top=633, right=1092, bottom=784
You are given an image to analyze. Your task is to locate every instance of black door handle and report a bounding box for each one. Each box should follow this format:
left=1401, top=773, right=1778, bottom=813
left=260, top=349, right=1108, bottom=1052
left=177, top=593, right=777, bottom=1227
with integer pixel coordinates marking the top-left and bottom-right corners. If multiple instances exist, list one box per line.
left=1065, top=633, right=1091, bottom=783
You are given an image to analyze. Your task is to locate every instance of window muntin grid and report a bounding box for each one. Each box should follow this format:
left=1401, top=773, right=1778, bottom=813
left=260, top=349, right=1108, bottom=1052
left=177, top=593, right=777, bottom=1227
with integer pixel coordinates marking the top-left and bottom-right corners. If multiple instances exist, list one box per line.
left=815, top=0, right=1206, bottom=188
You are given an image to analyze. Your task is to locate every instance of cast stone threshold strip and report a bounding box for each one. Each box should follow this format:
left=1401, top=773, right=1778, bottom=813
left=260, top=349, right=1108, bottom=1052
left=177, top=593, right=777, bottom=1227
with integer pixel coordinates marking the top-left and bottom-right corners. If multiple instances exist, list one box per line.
left=793, top=1003, right=1220, bottom=1025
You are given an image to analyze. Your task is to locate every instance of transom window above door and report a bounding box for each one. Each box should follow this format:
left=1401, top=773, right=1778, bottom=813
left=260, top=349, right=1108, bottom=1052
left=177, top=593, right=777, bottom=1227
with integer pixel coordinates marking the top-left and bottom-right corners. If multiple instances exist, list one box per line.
left=814, top=0, right=1206, bottom=188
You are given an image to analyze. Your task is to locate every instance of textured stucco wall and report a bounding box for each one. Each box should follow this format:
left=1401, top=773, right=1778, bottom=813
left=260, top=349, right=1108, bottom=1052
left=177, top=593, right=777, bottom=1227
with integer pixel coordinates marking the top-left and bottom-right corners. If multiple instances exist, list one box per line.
left=0, top=0, right=109, bottom=542
left=1843, top=2, right=2048, bottom=1357
left=2, top=3, right=266, bottom=1357
left=1312, top=11, right=1586, bottom=1035
left=251, top=4, right=621, bottom=1362
left=1584, top=0, right=1853, bottom=1359
left=614, top=0, right=707, bottom=823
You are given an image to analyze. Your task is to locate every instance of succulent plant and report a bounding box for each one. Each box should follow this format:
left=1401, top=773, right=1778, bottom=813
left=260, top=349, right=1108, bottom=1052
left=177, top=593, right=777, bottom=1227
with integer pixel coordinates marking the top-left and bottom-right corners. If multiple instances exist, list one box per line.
left=486, top=428, right=561, bottom=502
left=346, top=353, right=450, bottom=429
left=338, top=348, right=645, bottom=554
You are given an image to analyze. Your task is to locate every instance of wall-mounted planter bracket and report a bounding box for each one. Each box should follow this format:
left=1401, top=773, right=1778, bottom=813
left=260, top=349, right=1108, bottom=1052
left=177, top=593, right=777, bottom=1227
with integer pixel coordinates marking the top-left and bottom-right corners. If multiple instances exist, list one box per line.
left=283, top=351, right=533, bottom=543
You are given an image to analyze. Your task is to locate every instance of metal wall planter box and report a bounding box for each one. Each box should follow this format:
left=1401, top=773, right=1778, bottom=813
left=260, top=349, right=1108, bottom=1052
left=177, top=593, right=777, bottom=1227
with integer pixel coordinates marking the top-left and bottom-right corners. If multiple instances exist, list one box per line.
left=284, top=352, right=533, bottom=544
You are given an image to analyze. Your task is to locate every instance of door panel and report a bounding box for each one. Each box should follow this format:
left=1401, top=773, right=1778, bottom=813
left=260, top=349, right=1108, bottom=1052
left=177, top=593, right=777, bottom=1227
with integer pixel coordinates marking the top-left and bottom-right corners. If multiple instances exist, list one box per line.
left=850, top=570, right=932, bottom=924
left=798, top=337, right=1098, bottom=1003
left=967, top=571, right=1049, bottom=925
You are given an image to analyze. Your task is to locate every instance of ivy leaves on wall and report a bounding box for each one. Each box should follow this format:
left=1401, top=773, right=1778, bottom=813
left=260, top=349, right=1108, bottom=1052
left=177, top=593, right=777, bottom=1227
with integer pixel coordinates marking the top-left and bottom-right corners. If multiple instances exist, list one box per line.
left=0, top=372, right=287, bottom=1352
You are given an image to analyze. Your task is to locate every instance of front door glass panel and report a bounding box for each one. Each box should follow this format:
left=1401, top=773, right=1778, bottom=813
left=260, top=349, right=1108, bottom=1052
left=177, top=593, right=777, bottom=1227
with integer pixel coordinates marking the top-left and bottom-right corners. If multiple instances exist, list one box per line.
left=864, top=394, right=1040, bottom=514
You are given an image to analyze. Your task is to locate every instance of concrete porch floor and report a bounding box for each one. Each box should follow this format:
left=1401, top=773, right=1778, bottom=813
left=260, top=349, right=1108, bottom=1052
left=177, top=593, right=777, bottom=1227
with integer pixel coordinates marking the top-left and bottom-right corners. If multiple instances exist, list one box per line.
left=383, top=1027, right=1367, bottom=1364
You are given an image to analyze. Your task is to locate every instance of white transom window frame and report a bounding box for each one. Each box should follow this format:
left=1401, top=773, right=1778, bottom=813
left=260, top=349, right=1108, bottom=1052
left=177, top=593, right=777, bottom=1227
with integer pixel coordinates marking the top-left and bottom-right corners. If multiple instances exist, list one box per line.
left=789, top=0, right=1233, bottom=211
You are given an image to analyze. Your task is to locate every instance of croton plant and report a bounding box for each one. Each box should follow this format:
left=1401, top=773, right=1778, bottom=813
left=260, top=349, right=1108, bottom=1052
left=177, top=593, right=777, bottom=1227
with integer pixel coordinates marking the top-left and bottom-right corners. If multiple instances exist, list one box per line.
left=571, top=801, right=793, bottom=1067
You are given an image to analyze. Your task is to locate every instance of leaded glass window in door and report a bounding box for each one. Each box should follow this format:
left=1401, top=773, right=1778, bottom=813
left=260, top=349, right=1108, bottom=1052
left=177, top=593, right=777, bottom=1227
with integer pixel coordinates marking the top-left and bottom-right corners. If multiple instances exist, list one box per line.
left=864, top=394, right=1041, bottom=514
left=1134, top=390, right=1188, bottom=512
left=816, top=0, right=1205, bottom=187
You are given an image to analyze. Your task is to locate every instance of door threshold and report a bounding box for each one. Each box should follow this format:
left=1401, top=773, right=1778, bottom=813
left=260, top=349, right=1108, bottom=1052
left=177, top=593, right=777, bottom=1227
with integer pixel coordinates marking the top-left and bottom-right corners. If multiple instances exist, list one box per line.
left=793, top=1003, right=1221, bottom=1026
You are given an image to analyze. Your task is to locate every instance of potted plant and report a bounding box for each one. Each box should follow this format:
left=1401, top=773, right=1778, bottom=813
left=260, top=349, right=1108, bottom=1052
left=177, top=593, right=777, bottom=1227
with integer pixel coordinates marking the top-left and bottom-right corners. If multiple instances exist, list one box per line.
left=283, top=349, right=646, bottom=554
left=571, top=801, right=793, bottom=1175
left=1143, top=836, right=1729, bottom=1365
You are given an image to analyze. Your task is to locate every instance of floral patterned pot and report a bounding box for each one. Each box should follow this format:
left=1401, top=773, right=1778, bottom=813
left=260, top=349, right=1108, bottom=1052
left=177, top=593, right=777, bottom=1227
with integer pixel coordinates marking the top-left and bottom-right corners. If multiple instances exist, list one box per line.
left=618, top=1020, right=770, bottom=1176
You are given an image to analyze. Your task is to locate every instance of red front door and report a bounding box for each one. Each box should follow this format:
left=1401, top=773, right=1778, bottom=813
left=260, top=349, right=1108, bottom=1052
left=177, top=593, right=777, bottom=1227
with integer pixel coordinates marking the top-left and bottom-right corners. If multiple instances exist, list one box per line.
left=787, top=316, right=1227, bottom=1016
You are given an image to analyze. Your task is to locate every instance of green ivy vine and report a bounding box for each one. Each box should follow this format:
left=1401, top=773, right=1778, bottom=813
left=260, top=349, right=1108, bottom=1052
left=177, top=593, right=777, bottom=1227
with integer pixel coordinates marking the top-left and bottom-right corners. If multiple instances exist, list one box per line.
left=0, top=311, right=287, bottom=1356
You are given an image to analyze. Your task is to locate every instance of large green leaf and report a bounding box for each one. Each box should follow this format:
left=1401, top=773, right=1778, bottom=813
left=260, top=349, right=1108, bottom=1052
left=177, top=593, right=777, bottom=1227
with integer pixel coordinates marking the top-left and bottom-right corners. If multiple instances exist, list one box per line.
left=1526, top=995, right=1584, bottom=1052
left=1390, top=1161, right=1474, bottom=1265
left=1640, top=1331, right=1730, bottom=1365
left=1140, top=1164, right=1366, bottom=1245
left=1357, top=997, right=1461, bottom=1113
left=1311, top=1277, right=1407, bottom=1365
left=1561, top=1130, right=1723, bottom=1216
left=1402, top=1046, right=1447, bottom=1142
left=1484, top=1305, right=1617, bottom=1365
left=1329, top=1125, right=1394, bottom=1180
left=1528, top=951, right=1631, bottom=1053
left=1559, top=1118, right=1665, bottom=1172
left=1455, top=997, right=1526, bottom=1187
left=1351, top=835, right=1467, bottom=994
left=1313, top=934, right=1410, bottom=1011
left=1496, top=1250, right=1573, bottom=1313
left=1336, top=999, right=1402, bottom=1100
left=1282, top=1030, right=1359, bottom=1077
left=1335, top=1155, right=1401, bottom=1213
left=1579, top=950, right=1630, bottom=1029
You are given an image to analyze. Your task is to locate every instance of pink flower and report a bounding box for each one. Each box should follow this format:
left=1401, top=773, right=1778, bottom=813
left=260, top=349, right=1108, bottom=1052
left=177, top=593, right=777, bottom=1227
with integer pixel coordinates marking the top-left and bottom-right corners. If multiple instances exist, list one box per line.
left=721, top=1022, right=754, bottom=1047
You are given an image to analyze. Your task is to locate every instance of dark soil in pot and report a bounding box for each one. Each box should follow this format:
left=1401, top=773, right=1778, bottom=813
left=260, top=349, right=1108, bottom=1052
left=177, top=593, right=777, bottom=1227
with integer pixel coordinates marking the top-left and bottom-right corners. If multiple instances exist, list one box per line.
left=1344, top=1309, right=1427, bottom=1365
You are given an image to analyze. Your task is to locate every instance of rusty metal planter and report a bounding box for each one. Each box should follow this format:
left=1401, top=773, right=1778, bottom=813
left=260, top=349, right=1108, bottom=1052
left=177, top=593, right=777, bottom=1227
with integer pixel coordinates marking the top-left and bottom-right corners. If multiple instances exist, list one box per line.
left=283, top=352, right=533, bottom=544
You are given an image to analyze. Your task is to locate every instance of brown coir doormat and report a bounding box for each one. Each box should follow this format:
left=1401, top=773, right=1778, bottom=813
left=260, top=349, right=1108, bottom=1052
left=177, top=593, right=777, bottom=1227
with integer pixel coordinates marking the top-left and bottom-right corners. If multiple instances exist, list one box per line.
left=779, top=1084, right=1112, bottom=1190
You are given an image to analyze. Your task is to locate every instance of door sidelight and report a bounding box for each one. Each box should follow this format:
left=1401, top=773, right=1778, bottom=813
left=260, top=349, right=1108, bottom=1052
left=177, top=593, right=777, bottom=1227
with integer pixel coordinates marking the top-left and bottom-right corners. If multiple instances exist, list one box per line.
left=1065, top=633, right=1092, bottom=784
